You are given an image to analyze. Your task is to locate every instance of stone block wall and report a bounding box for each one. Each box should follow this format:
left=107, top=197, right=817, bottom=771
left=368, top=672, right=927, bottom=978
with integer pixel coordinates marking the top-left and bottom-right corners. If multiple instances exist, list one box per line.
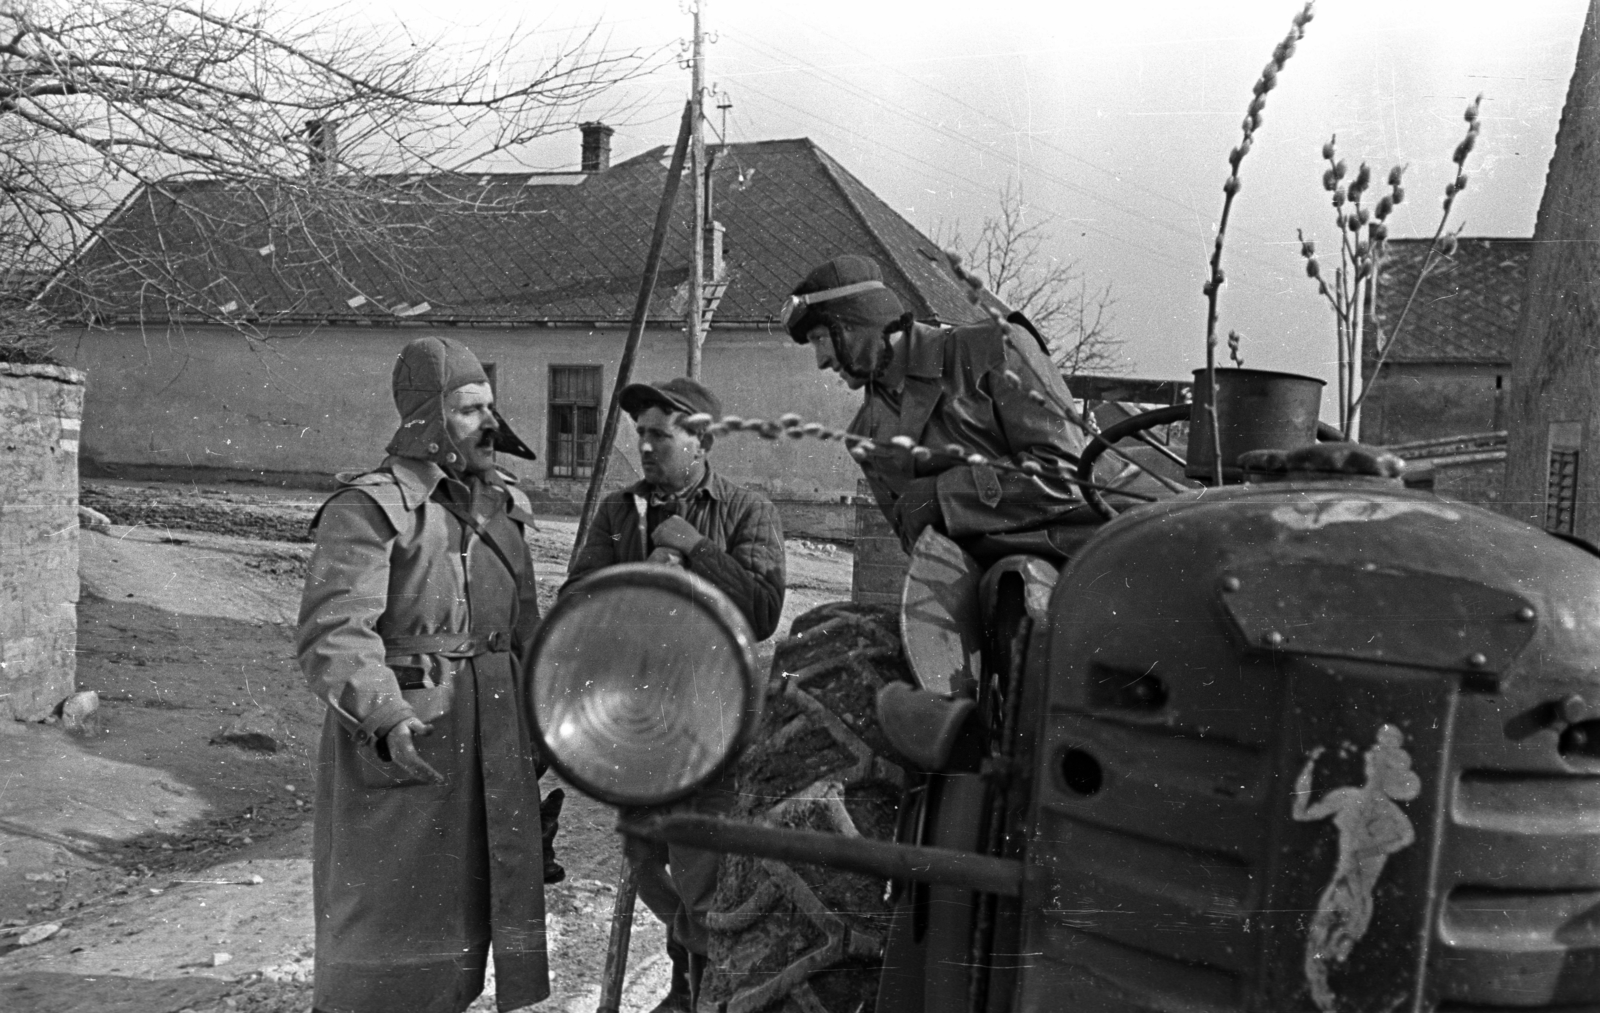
left=851, top=480, right=909, bottom=606
left=1503, top=3, right=1600, bottom=538
left=1, top=363, right=85, bottom=720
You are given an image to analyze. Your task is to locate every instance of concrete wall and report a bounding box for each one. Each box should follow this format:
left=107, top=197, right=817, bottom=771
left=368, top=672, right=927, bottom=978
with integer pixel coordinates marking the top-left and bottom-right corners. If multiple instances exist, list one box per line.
left=1503, top=1, right=1600, bottom=539
left=58, top=322, right=865, bottom=508
left=1, top=363, right=84, bottom=720
left=1360, top=363, right=1507, bottom=445
left=852, top=480, right=909, bottom=606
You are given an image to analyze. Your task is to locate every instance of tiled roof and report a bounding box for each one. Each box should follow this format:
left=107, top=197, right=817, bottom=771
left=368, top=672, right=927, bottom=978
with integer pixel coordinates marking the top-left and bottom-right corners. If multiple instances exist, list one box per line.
left=1365, top=237, right=1529, bottom=364
left=51, top=138, right=985, bottom=330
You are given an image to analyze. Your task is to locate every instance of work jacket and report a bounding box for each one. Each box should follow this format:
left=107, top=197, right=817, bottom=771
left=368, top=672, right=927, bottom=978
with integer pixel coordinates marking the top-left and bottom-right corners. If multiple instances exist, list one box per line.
left=850, top=318, right=1086, bottom=547
left=563, top=467, right=786, bottom=641
left=298, top=455, right=547, bottom=1013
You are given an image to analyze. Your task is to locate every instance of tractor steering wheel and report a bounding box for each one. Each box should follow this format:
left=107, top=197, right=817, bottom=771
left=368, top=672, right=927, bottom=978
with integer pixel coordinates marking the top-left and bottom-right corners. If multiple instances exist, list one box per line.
left=1076, top=405, right=1344, bottom=520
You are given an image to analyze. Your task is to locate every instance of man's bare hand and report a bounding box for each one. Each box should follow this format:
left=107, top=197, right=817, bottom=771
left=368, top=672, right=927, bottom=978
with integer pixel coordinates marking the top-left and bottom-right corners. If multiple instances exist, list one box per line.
left=646, top=546, right=686, bottom=566
left=651, top=515, right=704, bottom=554
left=386, top=717, right=444, bottom=784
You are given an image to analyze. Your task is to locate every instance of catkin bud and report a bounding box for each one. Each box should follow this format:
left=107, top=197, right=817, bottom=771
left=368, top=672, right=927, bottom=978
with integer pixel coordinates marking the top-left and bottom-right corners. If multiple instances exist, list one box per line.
left=1375, top=195, right=1393, bottom=219
left=890, top=435, right=916, bottom=449
left=1332, top=187, right=1346, bottom=208
left=802, top=422, right=824, bottom=437
left=1300, top=238, right=1316, bottom=258
left=1322, top=168, right=1337, bottom=192
left=1392, top=185, right=1405, bottom=206
left=778, top=413, right=802, bottom=428
left=1333, top=159, right=1348, bottom=180
left=1387, top=166, right=1403, bottom=186
left=1370, top=222, right=1388, bottom=241
left=911, top=446, right=932, bottom=462
left=1223, top=176, right=1242, bottom=196
left=1456, top=173, right=1468, bottom=191
left=1021, top=460, right=1043, bottom=475
left=1306, top=258, right=1321, bottom=279
left=966, top=454, right=990, bottom=467
left=1438, top=234, right=1458, bottom=256
left=945, top=444, right=967, bottom=458
left=1322, top=139, right=1337, bottom=160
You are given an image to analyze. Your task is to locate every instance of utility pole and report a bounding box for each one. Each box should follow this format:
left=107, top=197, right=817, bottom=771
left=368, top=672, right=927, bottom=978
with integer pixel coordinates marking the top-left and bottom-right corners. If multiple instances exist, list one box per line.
left=686, top=3, right=706, bottom=379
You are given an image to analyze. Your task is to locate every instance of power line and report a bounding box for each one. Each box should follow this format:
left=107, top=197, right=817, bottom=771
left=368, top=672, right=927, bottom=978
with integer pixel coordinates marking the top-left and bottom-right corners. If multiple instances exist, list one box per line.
left=722, top=26, right=1294, bottom=279
left=729, top=74, right=1199, bottom=277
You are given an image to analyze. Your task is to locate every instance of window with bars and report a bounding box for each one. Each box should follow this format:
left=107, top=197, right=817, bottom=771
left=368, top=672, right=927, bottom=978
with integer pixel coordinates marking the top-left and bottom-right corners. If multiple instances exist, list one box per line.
left=1547, top=447, right=1580, bottom=535
left=548, top=365, right=602, bottom=478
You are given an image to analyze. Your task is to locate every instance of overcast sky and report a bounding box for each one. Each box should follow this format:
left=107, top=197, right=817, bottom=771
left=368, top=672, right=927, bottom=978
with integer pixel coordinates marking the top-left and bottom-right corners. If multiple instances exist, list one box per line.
left=341, top=0, right=1588, bottom=390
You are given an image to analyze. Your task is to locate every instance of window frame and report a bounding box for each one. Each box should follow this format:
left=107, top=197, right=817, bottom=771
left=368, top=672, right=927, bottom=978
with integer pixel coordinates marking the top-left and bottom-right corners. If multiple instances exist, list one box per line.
left=547, top=364, right=603, bottom=479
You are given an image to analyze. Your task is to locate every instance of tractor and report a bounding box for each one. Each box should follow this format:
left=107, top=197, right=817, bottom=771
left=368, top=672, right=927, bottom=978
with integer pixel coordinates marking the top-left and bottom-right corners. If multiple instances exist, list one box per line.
left=529, top=368, right=1600, bottom=1013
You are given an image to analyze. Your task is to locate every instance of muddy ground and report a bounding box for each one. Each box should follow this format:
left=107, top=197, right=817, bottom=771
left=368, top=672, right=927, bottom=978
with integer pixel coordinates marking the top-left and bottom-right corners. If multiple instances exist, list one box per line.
left=0, top=482, right=854, bottom=1013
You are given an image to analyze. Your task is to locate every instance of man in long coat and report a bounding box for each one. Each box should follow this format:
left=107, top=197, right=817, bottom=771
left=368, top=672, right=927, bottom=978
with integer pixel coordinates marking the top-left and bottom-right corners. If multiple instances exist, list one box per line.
left=298, top=336, right=548, bottom=1013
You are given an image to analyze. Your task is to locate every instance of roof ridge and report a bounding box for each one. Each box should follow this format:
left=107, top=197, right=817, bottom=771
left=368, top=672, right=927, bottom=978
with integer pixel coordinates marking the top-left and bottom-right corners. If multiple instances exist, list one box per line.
left=608, top=145, right=671, bottom=171
left=1382, top=235, right=1534, bottom=246
left=809, top=142, right=946, bottom=317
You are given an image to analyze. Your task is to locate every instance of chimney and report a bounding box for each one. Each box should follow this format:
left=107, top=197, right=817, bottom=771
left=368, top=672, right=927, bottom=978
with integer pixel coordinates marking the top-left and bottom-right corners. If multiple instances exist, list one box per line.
left=580, top=122, right=614, bottom=172
left=707, top=221, right=725, bottom=281
left=305, top=119, right=339, bottom=173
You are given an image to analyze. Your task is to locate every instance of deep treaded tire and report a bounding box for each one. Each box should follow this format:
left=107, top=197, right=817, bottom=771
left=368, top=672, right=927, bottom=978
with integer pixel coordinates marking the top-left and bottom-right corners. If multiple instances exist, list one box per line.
left=701, top=602, right=912, bottom=1013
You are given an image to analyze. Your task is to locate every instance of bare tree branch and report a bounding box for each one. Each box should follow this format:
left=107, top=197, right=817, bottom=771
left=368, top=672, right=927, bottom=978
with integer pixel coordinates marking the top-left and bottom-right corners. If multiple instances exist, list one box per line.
left=0, top=0, right=658, bottom=355
left=938, top=179, right=1124, bottom=377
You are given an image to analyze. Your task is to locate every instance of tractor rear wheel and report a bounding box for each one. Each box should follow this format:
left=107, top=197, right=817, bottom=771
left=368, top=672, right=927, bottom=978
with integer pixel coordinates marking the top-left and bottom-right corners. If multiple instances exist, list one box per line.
left=700, top=601, right=912, bottom=1013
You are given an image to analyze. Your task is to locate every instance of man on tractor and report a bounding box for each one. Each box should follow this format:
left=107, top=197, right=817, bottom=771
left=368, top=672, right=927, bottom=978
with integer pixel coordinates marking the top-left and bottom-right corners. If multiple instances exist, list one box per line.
left=673, top=256, right=1101, bottom=1013
left=781, top=253, right=1089, bottom=556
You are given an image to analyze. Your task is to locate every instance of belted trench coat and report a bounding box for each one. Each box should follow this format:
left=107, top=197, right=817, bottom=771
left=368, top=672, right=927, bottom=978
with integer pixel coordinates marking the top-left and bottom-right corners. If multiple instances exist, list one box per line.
left=298, top=456, right=547, bottom=1013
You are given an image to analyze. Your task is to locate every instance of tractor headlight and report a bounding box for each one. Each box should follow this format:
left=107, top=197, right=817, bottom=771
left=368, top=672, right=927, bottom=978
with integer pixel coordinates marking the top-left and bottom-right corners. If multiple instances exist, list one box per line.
left=528, top=564, right=761, bottom=807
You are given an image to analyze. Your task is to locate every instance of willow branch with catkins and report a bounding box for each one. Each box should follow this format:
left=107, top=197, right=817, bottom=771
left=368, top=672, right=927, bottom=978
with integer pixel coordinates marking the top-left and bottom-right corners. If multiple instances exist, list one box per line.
left=1297, top=94, right=1481, bottom=436
left=684, top=407, right=1157, bottom=503
left=1202, top=2, right=1314, bottom=484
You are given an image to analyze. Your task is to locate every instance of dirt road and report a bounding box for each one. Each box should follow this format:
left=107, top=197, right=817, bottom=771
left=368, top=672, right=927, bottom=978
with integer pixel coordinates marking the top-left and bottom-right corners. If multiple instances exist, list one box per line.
left=0, top=484, right=854, bottom=1013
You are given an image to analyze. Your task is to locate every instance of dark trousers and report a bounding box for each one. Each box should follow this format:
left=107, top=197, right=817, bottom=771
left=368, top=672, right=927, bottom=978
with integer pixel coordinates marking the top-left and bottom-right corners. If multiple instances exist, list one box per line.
left=622, top=777, right=739, bottom=956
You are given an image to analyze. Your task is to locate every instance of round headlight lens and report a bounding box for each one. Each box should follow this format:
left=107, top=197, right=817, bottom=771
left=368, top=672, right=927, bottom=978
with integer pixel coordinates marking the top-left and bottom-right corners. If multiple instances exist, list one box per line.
left=530, top=564, right=758, bottom=807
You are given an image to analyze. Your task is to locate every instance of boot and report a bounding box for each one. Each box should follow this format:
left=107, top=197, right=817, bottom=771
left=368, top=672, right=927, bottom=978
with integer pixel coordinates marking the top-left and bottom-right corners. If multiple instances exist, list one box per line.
left=647, top=938, right=692, bottom=1013
left=688, top=950, right=707, bottom=1013
left=540, top=787, right=566, bottom=884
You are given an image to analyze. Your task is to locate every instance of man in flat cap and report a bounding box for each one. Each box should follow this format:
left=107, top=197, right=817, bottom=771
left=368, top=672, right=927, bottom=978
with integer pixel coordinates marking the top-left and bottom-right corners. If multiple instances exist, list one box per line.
left=782, top=254, right=1086, bottom=554
left=563, top=376, right=786, bottom=1013
left=298, top=336, right=550, bottom=1013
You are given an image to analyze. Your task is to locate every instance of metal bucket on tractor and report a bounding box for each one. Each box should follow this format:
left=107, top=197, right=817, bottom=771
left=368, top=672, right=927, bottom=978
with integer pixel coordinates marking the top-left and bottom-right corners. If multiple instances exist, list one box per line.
left=531, top=369, right=1600, bottom=1013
